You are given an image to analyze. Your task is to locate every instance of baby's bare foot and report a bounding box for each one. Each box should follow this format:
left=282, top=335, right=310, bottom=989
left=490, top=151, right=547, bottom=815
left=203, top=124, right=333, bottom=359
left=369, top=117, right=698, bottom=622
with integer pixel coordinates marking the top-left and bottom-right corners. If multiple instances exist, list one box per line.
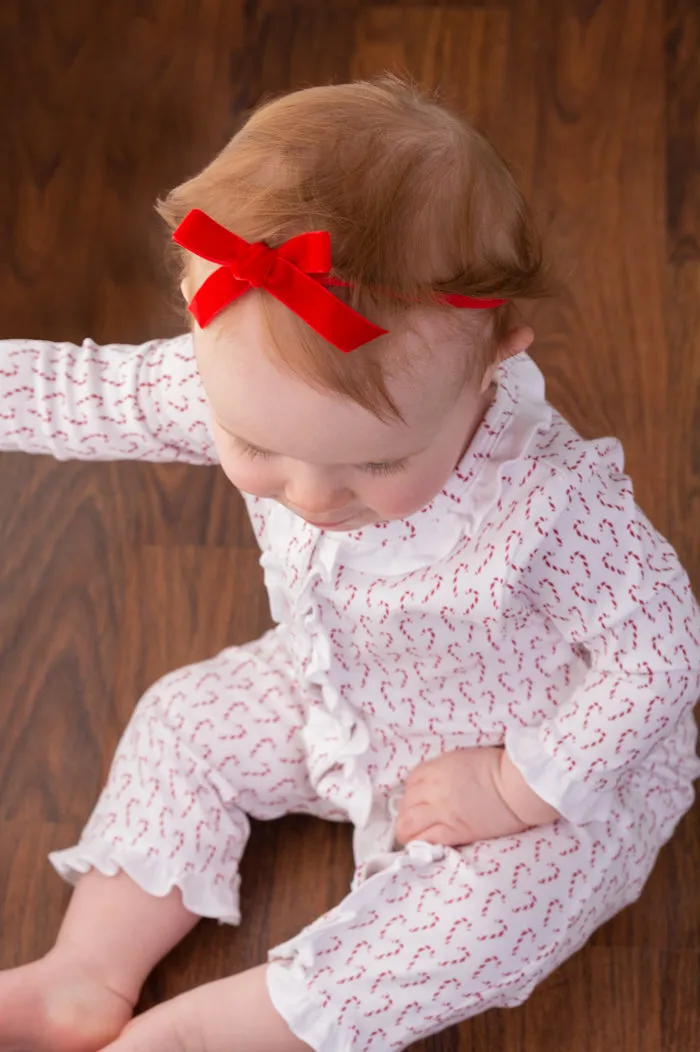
left=0, top=947, right=132, bottom=1052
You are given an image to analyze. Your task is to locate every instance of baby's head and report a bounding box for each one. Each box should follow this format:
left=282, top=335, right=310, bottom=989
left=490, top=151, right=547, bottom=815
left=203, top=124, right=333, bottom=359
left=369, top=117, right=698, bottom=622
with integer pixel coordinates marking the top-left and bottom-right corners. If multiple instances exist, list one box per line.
left=158, top=77, right=548, bottom=530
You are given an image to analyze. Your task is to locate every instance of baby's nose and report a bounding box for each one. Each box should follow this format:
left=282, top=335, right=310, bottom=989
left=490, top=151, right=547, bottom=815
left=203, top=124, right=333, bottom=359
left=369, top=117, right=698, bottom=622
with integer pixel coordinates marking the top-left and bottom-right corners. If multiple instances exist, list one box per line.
left=284, top=480, right=352, bottom=518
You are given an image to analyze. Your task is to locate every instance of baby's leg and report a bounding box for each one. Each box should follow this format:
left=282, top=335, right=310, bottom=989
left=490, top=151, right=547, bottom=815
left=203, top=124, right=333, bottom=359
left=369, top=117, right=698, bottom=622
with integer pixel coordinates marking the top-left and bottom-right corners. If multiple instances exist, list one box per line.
left=0, top=632, right=327, bottom=1052
left=101, top=965, right=311, bottom=1052
left=52, top=810, right=650, bottom=1052
left=262, top=813, right=650, bottom=1050
left=0, top=872, right=194, bottom=1052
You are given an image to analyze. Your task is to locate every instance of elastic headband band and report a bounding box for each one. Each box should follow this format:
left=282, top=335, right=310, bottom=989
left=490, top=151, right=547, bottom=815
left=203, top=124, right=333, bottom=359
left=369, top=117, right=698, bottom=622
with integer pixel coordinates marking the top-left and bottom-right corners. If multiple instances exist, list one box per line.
left=173, top=209, right=507, bottom=353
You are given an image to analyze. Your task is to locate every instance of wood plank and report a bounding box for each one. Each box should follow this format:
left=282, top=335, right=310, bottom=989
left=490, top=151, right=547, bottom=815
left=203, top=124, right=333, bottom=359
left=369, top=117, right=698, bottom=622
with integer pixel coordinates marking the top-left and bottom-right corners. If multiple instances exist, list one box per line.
left=108, top=462, right=258, bottom=549
left=662, top=2, right=700, bottom=987
left=254, top=1, right=510, bottom=10
left=0, top=457, right=127, bottom=824
left=113, top=546, right=273, bottom=736
left=0, top=0, right=247, bottom=343
left=241, top=2, right=357, bottom=98
left=0, top=0, right=253, bottom=548
left=506, top=0, right=671, bottom=531
left=665, top=260, right=700, bottom=591
left=0, top=822, right=77, bottom=966
left=666, top=0, right=700, bottom=262
left=352, top=5, right=509, bottom=135
left=665, top=0, right=700, bottom=592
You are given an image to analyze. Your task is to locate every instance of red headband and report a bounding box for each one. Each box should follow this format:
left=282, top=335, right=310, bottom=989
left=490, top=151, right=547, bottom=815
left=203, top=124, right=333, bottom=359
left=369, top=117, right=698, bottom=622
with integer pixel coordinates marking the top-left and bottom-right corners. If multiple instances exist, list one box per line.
left=173, top=209, right=507, bottom=353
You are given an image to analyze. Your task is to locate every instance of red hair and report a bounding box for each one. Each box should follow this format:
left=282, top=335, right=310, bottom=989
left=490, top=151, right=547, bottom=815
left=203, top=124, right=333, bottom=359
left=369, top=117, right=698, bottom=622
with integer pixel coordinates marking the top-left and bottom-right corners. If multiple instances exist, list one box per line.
left=157, top=76, right=549, bottom=420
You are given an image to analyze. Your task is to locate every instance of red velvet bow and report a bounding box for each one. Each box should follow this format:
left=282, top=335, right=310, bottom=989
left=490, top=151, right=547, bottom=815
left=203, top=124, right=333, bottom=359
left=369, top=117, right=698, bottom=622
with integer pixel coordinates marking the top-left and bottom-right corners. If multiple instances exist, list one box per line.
left=173, top=209, right=387, bottom=352
left=173, top=209, right=508, bottom=354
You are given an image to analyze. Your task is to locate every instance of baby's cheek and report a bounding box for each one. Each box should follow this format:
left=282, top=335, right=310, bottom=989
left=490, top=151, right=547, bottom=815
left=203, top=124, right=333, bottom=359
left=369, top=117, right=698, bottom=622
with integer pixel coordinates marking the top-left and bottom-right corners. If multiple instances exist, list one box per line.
left=217, top=451, right=279, bottom=499
left=366, top=471, right=440, bottom=520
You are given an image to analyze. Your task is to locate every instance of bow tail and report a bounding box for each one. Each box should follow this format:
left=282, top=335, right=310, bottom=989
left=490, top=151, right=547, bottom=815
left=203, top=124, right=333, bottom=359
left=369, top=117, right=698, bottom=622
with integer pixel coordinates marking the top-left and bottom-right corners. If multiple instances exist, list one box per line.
left=268, top=259, right=388, bottom=353
left=189, top=268, right=249, bottom=327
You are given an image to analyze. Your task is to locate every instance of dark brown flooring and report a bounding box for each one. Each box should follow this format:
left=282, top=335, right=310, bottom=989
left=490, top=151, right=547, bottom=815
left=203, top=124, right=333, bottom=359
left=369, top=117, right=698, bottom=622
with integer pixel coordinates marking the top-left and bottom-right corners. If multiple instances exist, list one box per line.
left=1, top=1, right=699, bottom=1048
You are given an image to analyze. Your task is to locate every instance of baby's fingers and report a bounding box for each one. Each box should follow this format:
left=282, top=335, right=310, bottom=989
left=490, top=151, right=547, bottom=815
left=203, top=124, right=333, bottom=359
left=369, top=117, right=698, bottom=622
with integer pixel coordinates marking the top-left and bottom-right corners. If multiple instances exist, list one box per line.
left=396, top=806, right=465, bottom=847
left=395, top=801, right=443, bottom=844
left=399, top=777, right=432, bottom=811
left=412, top=824, right=467, bottom=847
left=403, top=764, right=430, bottom=791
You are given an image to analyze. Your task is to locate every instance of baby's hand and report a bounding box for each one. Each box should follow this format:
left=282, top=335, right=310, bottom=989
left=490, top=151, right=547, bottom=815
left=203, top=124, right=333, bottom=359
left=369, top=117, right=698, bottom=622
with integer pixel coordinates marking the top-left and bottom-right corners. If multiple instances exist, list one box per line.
left=395, top=747, right=560, bottom=847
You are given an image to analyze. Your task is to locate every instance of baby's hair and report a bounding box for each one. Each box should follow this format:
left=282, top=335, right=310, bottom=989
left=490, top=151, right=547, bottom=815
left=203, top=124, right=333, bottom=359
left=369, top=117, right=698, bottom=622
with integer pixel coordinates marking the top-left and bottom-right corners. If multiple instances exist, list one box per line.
left=157, top=75, right=550, bottom=421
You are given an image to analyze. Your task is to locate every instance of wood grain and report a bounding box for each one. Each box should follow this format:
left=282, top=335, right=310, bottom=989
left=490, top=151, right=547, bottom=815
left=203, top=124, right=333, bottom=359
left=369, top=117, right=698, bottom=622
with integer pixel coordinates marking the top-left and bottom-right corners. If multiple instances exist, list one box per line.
left=665, top=0, right=700, bottom=593
left=352, top=4, right=509, bottom=134
left=666, top=0, right=700, bottom=263
left=0, top=457, right=126, bottom=823
left=113, top=546, right=273, bottom=734
left=0, top=2, right=698, bottom=1049
left=512, top=0, right=671, bottom=531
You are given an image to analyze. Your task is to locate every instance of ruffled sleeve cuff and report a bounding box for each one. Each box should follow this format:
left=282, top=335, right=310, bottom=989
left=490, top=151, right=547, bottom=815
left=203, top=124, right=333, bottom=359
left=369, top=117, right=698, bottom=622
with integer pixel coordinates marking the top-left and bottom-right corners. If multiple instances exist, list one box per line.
left=504, top=726, right=613, bottom=825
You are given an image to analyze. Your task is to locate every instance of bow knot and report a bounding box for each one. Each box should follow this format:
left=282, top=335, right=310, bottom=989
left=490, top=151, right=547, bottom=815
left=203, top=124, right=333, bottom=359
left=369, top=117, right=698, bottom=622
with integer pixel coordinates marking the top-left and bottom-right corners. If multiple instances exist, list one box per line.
left=232, top=241, right=276, bottom=288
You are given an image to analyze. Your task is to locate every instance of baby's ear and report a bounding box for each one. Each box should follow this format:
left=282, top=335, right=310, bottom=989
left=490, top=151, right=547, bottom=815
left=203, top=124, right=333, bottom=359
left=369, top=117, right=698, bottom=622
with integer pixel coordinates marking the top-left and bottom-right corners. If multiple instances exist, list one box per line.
left=497, top=325, right=534, bottom=362
left=479, top=326, right=534, bottom=393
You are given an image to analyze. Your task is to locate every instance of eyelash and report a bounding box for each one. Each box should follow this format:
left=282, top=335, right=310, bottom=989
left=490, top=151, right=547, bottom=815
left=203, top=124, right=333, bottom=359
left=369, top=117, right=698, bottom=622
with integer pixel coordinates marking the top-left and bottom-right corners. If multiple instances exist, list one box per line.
left=234, top=440, right=407, bottom=476
left=237, top=443, right=271, bottom=461
left=361, top=460, right=408, bottom=477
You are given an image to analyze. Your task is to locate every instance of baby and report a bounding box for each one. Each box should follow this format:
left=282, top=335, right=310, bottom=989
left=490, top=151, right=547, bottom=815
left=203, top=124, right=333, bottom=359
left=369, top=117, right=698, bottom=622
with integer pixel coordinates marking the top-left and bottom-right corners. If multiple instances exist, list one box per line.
left=1, top=77, right=699, bottom=1052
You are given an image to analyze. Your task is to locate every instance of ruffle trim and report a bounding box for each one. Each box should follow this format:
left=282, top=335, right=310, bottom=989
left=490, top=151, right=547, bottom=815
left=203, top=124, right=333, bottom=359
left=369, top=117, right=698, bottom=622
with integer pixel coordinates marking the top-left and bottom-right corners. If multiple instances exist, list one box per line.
left=300, top=605, right=374, bottom=832
left=49, top=842, right=242, bottom=925
left=309, top=353, right=553, bottom=580
left=504, top=727, right=612, bottom=825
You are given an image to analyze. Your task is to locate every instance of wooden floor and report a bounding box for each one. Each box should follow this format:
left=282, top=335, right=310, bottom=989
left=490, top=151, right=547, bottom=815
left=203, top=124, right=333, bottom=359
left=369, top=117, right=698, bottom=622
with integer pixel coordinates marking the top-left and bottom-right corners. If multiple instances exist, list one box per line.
left=1, top=1, right=699, bottom=1048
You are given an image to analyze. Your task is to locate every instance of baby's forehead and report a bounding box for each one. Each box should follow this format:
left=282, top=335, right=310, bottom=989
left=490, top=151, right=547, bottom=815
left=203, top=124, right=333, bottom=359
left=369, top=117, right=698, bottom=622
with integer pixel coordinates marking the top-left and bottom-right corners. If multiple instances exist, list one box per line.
left=195, top=301, right=462, bottom=463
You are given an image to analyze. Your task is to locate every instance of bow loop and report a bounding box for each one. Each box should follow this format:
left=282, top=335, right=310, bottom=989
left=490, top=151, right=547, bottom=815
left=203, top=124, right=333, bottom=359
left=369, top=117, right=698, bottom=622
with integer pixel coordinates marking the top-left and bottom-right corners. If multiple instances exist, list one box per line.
left=276, top=230, right=333, bottom=275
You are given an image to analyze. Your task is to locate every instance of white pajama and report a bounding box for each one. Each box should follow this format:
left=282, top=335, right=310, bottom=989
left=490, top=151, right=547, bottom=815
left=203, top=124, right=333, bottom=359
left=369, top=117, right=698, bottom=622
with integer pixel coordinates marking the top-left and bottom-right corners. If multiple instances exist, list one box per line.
left=2, top=334, right=699, bottom=1051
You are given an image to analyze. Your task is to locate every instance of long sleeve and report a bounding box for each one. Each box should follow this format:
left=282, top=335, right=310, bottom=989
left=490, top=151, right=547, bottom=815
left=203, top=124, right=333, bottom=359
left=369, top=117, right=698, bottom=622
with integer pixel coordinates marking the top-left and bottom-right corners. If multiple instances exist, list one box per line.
left=0, top=333, right=217, bottom=463
left=504, top=464, right=700, bottom=824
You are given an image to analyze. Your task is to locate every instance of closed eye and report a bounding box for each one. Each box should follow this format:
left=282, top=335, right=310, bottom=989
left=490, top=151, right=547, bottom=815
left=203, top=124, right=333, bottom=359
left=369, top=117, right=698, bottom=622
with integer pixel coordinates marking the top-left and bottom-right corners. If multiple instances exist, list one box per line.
left=232, top=436, right=273, bottom=460
left=229, top=431, right=409, bottom=475
left=359, top=459, right=408, bottom=477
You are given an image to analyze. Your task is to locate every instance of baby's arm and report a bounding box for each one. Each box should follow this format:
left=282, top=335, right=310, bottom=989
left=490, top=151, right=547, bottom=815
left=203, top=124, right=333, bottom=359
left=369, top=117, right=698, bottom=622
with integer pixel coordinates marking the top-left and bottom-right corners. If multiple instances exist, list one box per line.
left=0, top=333, right=216, bottom=463
left=398, top=464, right=699, bottom=846
left=504, top=468, right=700, bottom=825
left=395, top=744, right=558, bottom=846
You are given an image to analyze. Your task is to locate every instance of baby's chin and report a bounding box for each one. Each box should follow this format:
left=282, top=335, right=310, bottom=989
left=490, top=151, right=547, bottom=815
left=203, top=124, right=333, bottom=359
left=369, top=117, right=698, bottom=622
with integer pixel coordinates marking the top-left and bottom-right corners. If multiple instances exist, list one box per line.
left=300, top=506, right=425, bottom=532
left=282, top=505, right=385, bottom=532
